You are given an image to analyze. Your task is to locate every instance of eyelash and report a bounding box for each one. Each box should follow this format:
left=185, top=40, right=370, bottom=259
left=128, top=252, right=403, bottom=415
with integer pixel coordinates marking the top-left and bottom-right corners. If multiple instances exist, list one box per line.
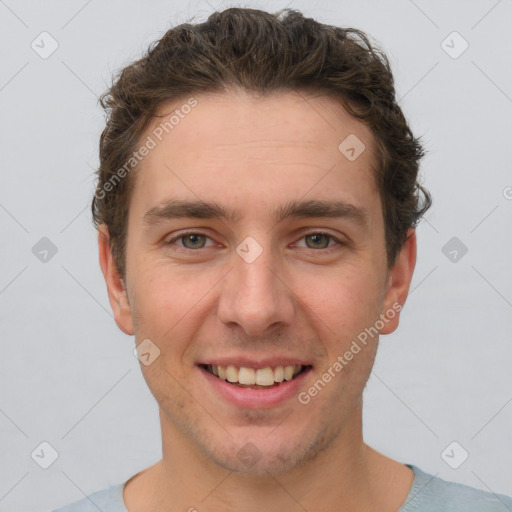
left=165, top=230, right=344, bottom=252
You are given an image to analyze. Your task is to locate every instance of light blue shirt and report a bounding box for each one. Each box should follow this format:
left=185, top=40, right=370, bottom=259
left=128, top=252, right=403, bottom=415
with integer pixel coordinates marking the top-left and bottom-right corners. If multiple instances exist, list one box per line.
left=51, top=464, right=512, bottom=511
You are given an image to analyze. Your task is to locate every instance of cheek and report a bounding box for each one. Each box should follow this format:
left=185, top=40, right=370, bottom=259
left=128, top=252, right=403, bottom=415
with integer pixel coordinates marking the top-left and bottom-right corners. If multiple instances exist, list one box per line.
left=296, top=265, right=384, bottom=337
left=129, top=264, right=220, bottom=358
left=129, top=271, right=186, bottom=347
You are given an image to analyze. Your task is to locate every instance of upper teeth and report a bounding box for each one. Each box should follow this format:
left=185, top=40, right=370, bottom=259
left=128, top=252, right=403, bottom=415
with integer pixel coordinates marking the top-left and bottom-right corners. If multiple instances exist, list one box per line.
left=209, top=365, right=303, bottom=386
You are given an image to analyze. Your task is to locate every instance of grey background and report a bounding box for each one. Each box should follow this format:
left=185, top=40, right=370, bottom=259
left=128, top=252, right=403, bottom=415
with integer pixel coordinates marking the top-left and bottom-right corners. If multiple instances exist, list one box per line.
left=0, top=0, right=511, bottom=510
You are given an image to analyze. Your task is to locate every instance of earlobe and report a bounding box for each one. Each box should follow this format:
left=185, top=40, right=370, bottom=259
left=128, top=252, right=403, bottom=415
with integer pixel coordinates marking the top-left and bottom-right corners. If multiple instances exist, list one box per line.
left=379, top=228, right=417, bottom=335
left=97, top=225, right=135, bottom=336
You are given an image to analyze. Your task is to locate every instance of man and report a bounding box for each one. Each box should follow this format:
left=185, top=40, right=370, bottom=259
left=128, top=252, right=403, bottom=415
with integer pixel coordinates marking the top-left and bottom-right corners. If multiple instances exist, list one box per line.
left=52, top=7, right=512, bottom=512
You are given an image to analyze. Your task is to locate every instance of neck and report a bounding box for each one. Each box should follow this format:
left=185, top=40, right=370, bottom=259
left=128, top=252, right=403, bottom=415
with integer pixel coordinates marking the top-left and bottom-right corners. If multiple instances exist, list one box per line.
left=124, top=401, right=412, bottom=512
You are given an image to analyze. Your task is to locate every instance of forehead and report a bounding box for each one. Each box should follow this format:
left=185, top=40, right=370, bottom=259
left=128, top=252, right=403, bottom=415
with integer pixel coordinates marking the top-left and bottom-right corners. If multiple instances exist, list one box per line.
left=129, top=89, right=380, bottom=223
left=147, top=89, right=377, bottom=162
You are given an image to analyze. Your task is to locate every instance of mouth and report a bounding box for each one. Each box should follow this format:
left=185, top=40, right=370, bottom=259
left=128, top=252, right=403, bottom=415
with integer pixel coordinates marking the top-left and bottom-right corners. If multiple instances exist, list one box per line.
left=199, top=363, right=312, bottom=389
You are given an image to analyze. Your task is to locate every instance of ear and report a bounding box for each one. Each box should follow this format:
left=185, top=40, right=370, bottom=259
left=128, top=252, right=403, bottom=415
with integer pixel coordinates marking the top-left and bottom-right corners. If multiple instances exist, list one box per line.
left=379, top=228, right=417, bottom=335
left=97, top=225, right=134, bottom=335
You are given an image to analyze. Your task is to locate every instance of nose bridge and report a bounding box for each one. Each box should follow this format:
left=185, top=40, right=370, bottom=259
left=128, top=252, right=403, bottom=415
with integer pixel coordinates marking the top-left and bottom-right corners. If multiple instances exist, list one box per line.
left=217, top=237, right=294, bottom=335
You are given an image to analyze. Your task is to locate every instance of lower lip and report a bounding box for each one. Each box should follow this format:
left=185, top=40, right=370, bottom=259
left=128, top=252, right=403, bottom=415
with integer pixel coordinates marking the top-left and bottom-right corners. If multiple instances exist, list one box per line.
left=198, top=366, right=312, bottom=409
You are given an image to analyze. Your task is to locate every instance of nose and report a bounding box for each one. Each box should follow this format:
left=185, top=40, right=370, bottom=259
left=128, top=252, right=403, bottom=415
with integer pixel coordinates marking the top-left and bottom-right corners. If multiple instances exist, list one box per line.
left=216, top=244, right=295, bottom=337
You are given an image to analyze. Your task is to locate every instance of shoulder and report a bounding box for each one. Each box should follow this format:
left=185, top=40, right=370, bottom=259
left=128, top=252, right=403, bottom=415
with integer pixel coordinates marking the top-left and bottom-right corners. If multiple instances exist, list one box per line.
left=401, top=465, right=512, bottom=512
left=50, top=483, right=127, bottom=512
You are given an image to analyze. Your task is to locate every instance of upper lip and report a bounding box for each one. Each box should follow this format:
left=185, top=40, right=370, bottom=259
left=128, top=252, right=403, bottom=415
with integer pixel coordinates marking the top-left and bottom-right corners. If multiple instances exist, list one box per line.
left=198, top=357, right=312, bottom=369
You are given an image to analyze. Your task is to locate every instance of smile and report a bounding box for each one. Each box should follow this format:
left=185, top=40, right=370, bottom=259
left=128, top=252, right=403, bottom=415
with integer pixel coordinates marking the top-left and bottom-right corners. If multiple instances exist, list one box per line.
left=197, top=358, right=313, bottom=408
left=202, top=364, right=309, bottom=388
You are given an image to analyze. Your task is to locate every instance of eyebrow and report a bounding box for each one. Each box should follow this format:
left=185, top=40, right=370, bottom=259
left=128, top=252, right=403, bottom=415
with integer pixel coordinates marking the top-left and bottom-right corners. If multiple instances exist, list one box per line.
left=142, top=199, right=369, bottom=228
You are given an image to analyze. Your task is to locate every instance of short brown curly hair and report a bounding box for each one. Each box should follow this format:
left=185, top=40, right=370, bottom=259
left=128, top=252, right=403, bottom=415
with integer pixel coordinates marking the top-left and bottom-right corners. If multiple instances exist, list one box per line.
left=92, top=7, right=431, bottom=280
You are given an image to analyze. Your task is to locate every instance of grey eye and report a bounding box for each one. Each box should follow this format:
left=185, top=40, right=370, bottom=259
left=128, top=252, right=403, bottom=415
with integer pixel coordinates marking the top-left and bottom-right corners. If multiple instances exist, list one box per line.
left=304, top=233, right=331, bottom=249
left=181, top=234, right=207, bottom=249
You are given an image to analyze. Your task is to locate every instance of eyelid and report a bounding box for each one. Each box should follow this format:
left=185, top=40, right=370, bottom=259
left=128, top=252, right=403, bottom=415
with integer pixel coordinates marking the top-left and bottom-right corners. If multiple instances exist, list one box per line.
left=292, top=230, right=344, bottom=250
left=165, top=230, right=217, bottom=248
left=165, top=229, right=345, bottom=251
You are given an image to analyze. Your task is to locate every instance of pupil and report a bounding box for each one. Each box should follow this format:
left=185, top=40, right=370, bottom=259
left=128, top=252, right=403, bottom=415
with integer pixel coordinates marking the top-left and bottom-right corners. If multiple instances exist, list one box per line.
left=184, top=234, right=205, bottom=248
left=307, top=234, right=328, bottom=249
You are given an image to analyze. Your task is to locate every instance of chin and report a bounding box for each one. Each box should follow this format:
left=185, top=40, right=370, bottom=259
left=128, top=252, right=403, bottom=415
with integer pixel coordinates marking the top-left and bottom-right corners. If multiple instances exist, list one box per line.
left=201, top=420, right=339, bottom=477
left=207, top=444, right=307, bottom=476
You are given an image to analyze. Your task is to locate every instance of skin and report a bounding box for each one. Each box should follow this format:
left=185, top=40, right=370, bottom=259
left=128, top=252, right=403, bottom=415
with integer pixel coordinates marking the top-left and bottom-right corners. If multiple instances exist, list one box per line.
left=98, top=88, right=417, bottom=511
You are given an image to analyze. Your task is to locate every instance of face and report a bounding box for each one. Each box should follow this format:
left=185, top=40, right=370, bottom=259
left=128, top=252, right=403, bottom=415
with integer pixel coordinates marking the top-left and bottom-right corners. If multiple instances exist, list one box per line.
left=99, top=89, right=416, bottom=476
